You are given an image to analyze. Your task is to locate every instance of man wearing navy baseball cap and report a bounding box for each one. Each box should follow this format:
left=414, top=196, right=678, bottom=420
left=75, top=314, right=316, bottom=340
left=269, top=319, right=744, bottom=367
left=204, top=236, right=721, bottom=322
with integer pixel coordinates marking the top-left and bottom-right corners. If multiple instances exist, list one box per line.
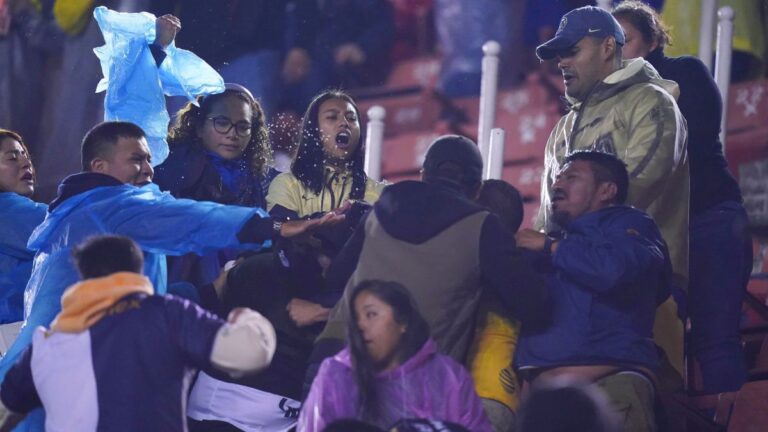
left=527, top=5, right=690, bottom=432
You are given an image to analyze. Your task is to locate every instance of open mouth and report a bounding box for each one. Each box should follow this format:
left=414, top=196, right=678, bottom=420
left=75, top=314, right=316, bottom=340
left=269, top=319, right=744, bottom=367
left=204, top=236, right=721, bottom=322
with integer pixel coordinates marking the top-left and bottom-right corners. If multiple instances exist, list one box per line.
left=562, top=72, right=575, bottom=85
left=335, top=131, right=351, bottom=148
left=21, top=172, right=34, bottom=183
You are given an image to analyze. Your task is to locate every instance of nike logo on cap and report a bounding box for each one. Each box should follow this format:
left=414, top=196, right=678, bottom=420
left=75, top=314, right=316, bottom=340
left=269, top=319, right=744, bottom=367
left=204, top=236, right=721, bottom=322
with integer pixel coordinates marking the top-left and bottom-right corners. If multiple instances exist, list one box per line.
left=588, top=28, right=601, bottom=33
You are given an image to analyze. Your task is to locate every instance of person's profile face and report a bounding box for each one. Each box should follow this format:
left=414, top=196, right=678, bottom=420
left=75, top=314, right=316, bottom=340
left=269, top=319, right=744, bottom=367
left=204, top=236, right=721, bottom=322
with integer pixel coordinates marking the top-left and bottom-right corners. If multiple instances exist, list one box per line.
left=550, top=160, right=600, bottom=226
left=95, top=137, right=154, bottom=186
left=617, top=18, right=655, bottom=60
left=556, top=37, right=609, bottom=101
left=196, top=94, right=253, bottom=161
left=317, top=98, right=361, bottom=163
left=0, top=138, right=35, bottom=197
left=354, top=290, right=405, bottom=372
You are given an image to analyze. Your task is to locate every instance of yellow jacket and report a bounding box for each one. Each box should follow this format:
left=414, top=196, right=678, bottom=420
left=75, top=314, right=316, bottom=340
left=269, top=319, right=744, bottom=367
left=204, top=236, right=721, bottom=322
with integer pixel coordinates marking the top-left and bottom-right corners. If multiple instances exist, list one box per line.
left=267, top=167, right=386, bottom=216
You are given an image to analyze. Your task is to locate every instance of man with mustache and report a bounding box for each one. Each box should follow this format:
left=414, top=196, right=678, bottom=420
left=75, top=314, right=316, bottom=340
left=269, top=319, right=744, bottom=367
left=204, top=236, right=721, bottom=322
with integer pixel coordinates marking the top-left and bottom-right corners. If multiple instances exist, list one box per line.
left=516, top=151, right=672, bottom=432
left=533, top=6, right=688, bottom=384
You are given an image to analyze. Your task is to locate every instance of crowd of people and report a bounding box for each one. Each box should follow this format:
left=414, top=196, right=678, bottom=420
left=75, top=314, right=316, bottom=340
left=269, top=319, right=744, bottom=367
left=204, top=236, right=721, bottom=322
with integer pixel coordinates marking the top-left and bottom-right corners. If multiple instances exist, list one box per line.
left=0, top=1, right=760, bottom=431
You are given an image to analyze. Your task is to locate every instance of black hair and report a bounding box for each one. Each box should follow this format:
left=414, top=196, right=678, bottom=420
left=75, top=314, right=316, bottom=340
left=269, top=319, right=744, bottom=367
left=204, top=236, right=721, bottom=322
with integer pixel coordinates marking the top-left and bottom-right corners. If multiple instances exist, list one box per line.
left=477, top=179, right=524, bottom=233
left=292, top=90, right=367, bottom=200
left=72, top=235, right=144, bottom=279
left=516, top=381, right=619, bottom=432
left=168, top=88, right=273, bottom=176
left=563, top=151, right=629, bottom=204
left=81, top=121, right=146, bottom=171
left=347, top=280, right=430, bottom=422
left=612, top=1, right=672, bottom=49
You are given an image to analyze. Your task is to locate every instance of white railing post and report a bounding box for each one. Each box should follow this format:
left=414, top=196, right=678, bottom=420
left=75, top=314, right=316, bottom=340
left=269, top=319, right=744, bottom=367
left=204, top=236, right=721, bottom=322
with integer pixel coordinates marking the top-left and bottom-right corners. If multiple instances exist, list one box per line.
left=714, top=6, right=734, bottom=148
left=698, top=0, right=717, bottom=72
left=478, top=40, right=501, bottom=170
left=485, top=128, right=505, bottom=180
left=364, top=105, right=386, bottom=181
left=595, top=0, right=612, bottom=11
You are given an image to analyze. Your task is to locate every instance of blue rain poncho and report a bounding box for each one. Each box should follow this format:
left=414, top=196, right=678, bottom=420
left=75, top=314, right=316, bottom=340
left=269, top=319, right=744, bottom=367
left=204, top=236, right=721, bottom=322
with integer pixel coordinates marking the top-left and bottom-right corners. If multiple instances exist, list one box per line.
left=0, top=182, right=269, bottom=385
left=93, top=6, right=224, bottom=166
left=0, top=193, right=47, bottom=325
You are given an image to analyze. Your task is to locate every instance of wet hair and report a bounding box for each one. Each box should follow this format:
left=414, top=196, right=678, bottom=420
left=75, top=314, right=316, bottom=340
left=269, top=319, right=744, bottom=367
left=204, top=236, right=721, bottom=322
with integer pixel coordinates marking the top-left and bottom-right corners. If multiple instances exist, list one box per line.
left=168, top=88, right=272, bottom=176
left=72, top=235, right=144, bottom=280
left=477, top=179, right=524, bottom=233
left=563, top=151, right=629, bottom=204
left=347, top=280, right=430, bottom=422
left=81, top=121, right=146, bottom=171
left=292, top=90, right=367, bottom=200
left=612, top=1, right=672, bottom=49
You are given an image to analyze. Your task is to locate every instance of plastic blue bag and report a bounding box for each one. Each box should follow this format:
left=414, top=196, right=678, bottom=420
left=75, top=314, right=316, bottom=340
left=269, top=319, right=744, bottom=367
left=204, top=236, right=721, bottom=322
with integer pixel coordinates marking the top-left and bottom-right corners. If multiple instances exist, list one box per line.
left=93, top=6, right=224, bottom=166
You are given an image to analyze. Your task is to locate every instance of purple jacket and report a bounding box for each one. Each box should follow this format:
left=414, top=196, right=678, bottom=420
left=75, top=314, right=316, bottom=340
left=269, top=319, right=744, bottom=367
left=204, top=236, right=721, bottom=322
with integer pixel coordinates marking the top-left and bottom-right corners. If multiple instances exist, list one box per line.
left=298, top=339, right=492, bottom=431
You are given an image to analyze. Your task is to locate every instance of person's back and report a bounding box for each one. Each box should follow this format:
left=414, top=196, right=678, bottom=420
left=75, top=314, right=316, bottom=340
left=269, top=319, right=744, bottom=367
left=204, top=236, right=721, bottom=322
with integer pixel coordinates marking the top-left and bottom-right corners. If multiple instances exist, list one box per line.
left=314, top=135, right=544, bottom=365
left=0, top=235, right=276, bottom=431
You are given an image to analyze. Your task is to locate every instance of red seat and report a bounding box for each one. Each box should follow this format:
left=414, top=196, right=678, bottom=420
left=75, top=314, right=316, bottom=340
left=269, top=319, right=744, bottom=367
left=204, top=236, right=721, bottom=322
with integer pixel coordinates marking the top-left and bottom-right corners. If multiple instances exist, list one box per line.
left=385, top=56, right=441, bottom=90
left=726, top=79, right=768, bottom=134
left=358, top=92, right=441, bottom=138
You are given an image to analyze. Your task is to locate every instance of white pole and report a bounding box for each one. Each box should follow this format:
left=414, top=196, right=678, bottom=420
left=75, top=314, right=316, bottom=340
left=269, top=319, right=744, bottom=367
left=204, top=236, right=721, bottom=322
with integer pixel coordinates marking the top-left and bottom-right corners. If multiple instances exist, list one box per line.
left=478, top=40, right=501, bottom=170
left=364, top=105, right=386, bottom=181
left=714, top=6, right=734, bottom=148
left=595, top=0, right=612, bottom=11
left=485, top=128, right=505, bottom=180
left=698, top=0, right=717, bottom=72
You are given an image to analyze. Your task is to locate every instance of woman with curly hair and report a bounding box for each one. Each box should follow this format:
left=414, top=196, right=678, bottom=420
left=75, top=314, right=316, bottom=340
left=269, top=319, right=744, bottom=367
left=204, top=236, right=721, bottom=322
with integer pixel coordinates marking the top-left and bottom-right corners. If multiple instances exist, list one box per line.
left=155, top=83, right=276, bottom=207
left=153, top=84, right=278, bottom=293
left=613, top=0, right=752, bottom=396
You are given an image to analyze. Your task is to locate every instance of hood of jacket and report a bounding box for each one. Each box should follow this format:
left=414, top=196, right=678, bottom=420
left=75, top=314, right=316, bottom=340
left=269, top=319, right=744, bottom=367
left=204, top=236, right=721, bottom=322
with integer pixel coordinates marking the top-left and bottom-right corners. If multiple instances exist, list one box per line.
left=50, top=272, right=154, bottom=333
left=332, top=338, right=438, bottom=380
left=566, top=58, right=680, bottom=110
left=48, top=172, right=124, bottom=212
left=373, top=181, right=485, bottom=244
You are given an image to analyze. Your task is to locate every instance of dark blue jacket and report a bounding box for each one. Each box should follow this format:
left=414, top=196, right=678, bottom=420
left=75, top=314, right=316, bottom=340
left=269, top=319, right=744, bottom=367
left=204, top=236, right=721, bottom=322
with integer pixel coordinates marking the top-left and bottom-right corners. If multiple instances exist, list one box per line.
left=517, top=205, right=671, bottom=371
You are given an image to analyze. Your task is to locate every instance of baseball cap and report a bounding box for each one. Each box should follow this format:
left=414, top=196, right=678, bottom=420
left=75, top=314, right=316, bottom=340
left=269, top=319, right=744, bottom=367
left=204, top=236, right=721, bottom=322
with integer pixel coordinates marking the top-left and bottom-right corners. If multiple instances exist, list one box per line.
left=422, top=135, right=483, bottom=186
left=536, top=6, right=625, bottom=61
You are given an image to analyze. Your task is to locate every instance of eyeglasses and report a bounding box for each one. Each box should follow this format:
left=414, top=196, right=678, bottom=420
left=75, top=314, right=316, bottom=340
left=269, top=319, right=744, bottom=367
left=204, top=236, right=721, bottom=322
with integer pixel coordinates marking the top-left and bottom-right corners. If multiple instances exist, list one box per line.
left=207, top=116, right=252, bottom=137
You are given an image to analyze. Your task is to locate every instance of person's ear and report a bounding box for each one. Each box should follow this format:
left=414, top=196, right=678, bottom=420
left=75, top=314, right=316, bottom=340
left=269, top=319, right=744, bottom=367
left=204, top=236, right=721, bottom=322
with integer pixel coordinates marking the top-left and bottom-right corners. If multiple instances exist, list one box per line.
left=603, top=37, right=617, bottom=61
left=90, top=157, right=107, bottom=173
left=598, top=181, right=618, bottom=204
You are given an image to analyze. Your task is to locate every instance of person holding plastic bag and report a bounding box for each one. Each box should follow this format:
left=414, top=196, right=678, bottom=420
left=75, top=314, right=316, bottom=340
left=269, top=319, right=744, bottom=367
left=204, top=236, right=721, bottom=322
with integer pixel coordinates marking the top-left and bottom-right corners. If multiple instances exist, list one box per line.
left=0, top=121, right=343, bottom=431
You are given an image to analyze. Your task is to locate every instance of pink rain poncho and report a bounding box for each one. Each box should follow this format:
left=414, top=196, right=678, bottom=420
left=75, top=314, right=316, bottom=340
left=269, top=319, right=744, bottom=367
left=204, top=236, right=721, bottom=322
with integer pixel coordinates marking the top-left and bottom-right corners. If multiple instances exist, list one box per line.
left=298, top=339, right=493, bottom=431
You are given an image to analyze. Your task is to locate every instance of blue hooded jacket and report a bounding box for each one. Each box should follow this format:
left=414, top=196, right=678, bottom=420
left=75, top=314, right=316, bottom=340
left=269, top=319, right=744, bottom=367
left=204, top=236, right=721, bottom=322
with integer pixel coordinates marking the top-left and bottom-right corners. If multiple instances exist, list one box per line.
left=517, top=205, right=672, bottom=371
left=0, top=193, right=47, bottom=324
left=0, top=173, right=270, bottom=386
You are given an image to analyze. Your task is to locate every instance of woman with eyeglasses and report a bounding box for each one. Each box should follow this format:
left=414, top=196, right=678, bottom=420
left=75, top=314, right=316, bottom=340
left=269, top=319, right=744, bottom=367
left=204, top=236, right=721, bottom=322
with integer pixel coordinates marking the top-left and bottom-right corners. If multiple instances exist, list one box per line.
left=152, top=84, right=277, bottom=295
left=0, top=129, right=47, bottom=326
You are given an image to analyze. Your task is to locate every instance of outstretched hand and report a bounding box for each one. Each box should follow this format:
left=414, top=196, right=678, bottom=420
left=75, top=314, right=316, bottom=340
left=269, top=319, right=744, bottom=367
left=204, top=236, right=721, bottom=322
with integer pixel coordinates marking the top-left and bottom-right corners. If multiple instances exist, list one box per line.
left=154, top=14, right=181, bottom=49
left=279, top=212, right=346, bottom=239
